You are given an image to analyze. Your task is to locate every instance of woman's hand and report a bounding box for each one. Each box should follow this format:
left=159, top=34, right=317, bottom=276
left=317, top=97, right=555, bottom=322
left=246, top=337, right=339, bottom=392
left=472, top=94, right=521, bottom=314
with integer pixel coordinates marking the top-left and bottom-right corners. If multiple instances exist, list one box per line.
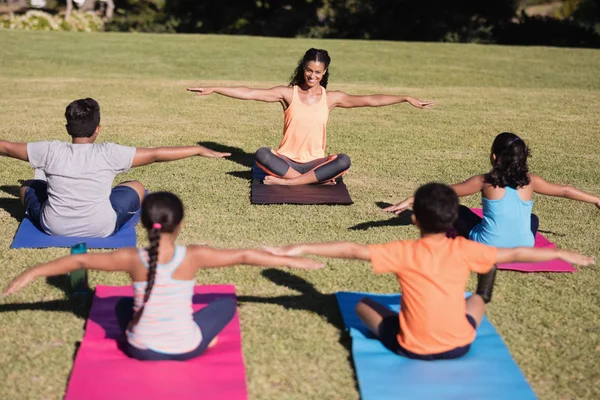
left=383, top=198, right=413, bottom=214
left=3, top=270, right=36, bottom=296
left=187, top=87, right=215, bottom=96
left=406, top=97, right=434, bottom=109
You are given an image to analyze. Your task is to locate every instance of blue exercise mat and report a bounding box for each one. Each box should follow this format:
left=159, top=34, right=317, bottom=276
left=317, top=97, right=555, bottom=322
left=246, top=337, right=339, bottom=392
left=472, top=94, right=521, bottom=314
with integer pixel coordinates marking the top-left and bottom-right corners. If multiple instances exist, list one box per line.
left=10, top=211, right=141, bottom=249
left=336, top=292, right=537, bottom=400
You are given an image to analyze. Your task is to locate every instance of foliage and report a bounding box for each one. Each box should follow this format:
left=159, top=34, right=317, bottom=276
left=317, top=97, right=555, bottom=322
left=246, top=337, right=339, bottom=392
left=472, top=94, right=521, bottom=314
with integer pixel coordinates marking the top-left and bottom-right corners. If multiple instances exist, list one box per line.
left=0, top=10, right=103, bottom=31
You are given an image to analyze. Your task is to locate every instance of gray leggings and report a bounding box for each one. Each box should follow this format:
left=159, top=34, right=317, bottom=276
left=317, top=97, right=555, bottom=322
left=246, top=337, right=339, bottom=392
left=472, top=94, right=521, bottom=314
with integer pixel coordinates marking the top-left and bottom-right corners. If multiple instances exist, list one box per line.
left=255, top=147, right=351, bottom=182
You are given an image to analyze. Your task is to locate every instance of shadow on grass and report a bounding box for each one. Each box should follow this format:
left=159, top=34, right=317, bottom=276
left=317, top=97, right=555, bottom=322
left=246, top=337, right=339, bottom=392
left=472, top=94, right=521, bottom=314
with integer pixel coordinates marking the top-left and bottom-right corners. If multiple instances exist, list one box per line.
left=0, top=295, right=91, bottom=320
left=238, top=269, right=359, bottom=393
left=198, top=141, right=256, bottom=181
left=0, top=197, right=23, bottom=222
left=349, top=203, right=413, bottom=231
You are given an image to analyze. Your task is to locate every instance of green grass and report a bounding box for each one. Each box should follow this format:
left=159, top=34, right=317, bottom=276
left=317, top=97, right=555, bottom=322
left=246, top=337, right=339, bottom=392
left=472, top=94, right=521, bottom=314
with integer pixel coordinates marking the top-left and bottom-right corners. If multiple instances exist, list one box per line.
left=0, top=30, right=599, bottom=400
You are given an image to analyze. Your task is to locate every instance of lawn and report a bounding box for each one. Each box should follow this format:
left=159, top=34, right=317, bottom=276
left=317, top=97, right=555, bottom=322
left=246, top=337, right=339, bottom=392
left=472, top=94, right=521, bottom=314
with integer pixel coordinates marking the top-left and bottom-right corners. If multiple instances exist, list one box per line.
left=0, top=30, right=599, bottom=400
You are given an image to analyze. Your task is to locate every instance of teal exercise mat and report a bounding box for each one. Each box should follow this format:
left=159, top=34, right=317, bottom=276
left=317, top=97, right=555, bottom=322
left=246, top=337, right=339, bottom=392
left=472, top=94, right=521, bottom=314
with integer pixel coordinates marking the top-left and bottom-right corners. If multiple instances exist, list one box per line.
left=336, top=291, right=537, bottom=400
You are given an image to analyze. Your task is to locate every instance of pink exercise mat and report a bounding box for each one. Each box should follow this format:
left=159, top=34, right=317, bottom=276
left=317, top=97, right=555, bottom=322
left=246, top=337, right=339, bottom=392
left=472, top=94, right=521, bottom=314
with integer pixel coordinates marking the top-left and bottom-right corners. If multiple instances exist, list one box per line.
left=469, top=208, right=576, bottom=272
left=65, top=285, right=248, bottom=400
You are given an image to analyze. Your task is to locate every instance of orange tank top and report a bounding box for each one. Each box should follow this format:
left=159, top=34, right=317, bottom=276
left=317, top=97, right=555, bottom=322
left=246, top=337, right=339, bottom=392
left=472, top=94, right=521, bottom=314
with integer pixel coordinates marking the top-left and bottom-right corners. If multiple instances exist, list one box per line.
left=276, top=85, right=329, bottom=163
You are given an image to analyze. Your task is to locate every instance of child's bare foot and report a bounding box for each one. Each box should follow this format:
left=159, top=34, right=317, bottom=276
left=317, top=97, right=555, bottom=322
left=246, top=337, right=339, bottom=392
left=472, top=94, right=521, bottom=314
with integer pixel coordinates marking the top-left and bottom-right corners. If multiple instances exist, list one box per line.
left=208, top=336, right=219, bottom=348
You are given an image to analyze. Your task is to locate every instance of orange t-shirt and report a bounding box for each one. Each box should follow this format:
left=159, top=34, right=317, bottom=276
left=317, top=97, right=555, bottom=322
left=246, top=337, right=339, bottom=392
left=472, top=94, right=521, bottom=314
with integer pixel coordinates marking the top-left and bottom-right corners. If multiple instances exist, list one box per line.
left=276, top=85, right=329, bottom=163
left=368, top=236, right=497, bottom=355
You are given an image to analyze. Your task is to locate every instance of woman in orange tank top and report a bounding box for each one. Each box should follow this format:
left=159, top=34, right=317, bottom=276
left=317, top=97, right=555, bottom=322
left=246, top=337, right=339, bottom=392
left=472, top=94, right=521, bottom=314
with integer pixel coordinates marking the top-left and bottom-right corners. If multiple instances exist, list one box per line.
left=188, top=49, right=432, bottom=185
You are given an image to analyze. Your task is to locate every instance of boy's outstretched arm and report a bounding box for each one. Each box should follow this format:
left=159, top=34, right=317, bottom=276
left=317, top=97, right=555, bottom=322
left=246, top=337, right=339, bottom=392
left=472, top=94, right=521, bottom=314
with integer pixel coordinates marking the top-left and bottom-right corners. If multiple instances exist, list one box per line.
left=0, top=140, right=28, bottom=161
left=531, top=174, right=600, bottom=208
left=496, top=247, right=594, bottom=266
left=3, top=249, right=138, bottom=296
left=131, top=146, right=230, bottom=167
left=188, top=246, right=324, bottom=270
left=264, top=242, right=371, bottom=261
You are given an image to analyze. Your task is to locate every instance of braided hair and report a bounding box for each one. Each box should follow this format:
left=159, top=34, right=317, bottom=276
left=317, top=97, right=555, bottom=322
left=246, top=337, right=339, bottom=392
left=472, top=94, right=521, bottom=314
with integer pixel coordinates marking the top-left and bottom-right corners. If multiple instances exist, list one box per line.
left=129, top=192, right=184, bottom=329
left=289, top=48, right=331, bottom=88
left=484, top=132, right=531, bottom=189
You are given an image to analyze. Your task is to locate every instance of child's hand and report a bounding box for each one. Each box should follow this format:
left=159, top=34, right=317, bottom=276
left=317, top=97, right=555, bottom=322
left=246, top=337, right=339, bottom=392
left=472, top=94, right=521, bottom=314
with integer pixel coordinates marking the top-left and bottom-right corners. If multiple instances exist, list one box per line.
left=287, top=256, right=325, bottom=270
left=200, top=149, right=231, bottom=158
left=559, top=250, right=595, bottom=266
left=187, top=87, right=214, bottom=96
left=3, top=271, right=35, bottom=296
left=263, top=245, right=304, bottom=256
left=383, top=198, right=412, bottom=214
left=407, top=97, right=434, bottom=110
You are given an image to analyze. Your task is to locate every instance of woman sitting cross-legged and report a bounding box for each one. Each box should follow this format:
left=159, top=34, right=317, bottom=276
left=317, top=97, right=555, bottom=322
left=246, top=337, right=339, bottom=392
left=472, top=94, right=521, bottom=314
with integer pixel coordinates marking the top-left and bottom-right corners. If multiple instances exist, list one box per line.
left=188, top=48, right=432, bottom=185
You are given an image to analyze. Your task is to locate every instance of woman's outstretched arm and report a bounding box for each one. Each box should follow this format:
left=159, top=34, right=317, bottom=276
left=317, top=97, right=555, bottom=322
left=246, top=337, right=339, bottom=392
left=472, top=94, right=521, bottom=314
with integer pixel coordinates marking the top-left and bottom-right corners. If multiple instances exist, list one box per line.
left=328, top=91, right=433, bottom=109
left=531, top=174, right=600, bottom=207
left=187, top=85, right=292, bottom=104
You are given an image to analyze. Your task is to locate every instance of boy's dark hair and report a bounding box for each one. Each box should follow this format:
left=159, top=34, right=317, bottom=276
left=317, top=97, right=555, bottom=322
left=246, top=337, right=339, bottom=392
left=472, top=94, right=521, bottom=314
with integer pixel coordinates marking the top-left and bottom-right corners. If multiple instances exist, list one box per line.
left=129, top=192, right=185, bottom=329
left=65, top=98, right=101, bottom=138
left=484, top=132, right=530, bottom=189
left=289, top=48, right=331, bottom=88
left=413, top=183, right=459, bottom=234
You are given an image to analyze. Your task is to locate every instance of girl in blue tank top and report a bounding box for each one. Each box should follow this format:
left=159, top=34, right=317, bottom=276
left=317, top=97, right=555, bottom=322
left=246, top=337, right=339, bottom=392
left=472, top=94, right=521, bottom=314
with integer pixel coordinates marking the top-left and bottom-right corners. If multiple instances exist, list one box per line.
left=385, top=132, right=600, bottom=248
left=3, top=192, right=323, bottom=361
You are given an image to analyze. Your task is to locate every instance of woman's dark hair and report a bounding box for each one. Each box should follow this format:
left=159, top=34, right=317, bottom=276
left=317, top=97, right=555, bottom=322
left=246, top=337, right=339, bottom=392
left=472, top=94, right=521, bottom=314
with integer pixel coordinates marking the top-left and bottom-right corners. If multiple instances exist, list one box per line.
left=289, top=48, right=331, bottom=88
left=65, top=98, right=101, bottom=138
left=484, top=132, right=531, bottom=188
left=129, top=192, right=185, bottom=329
left=413, top=183, right=459, bottom=234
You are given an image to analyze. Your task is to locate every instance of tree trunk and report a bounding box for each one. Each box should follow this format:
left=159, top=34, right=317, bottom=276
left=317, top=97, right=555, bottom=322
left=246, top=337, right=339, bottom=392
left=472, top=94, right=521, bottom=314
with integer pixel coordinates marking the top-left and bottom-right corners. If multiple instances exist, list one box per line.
left=104, top=0, right=115, bottom=21
left=65, top=0, right=73, bottom=21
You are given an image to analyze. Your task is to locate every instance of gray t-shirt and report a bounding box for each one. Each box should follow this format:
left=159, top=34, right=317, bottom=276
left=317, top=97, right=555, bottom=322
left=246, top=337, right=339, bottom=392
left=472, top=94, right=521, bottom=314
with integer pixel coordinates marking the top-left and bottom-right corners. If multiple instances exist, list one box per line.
left=27, top=141, right=136, bottom=237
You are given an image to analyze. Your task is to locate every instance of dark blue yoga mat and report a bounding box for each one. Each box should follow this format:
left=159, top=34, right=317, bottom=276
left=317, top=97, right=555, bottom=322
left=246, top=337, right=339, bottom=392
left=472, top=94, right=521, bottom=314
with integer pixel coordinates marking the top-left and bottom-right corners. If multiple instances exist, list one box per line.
left=336, top=292, right=537, bottom=400
left=10, top=211, right=140, bottom=249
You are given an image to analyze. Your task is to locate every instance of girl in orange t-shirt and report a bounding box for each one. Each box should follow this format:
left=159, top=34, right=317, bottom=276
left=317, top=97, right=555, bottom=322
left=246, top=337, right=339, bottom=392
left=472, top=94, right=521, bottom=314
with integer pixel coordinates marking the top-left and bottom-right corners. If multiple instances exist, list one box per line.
left=188, top=48, right=432, bottom=185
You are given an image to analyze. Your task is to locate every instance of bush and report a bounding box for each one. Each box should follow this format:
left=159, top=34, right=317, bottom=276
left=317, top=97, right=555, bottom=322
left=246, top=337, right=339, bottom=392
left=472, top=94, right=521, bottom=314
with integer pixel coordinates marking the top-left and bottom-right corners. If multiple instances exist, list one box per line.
left=497, top=12, right=600, bottom=48
left=0, top=10, right=104, bottom=32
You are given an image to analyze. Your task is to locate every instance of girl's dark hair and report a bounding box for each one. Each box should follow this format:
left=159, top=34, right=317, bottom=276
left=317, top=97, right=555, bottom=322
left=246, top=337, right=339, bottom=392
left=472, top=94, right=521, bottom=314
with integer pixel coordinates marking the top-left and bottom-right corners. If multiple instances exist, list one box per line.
left=289, top=48, right=331, bottom=88
left=484, top=132, right=531, bottom=188
left=128, top=192, right=185, bottom=329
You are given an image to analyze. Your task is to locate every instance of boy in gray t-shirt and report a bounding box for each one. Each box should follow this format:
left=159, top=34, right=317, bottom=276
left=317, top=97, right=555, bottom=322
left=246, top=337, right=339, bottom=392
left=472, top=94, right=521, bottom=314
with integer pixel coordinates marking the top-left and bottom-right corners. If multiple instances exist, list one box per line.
left=0, top=98, right=230, bottom=238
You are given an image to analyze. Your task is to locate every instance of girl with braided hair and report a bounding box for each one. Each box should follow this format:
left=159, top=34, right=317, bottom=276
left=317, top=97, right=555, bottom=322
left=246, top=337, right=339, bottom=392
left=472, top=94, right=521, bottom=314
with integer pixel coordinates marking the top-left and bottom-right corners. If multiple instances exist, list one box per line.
left=385, top=132, right=600, bottom=248
left=187, top=48, right=432, bottom=185
left=4, top=191, right=324, bottom=361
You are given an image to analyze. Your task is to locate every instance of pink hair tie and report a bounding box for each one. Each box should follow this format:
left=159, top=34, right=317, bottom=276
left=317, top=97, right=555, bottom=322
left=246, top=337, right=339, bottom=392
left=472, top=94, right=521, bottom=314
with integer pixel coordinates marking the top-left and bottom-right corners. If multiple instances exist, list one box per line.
left=152, top=223, right=162, bottom=230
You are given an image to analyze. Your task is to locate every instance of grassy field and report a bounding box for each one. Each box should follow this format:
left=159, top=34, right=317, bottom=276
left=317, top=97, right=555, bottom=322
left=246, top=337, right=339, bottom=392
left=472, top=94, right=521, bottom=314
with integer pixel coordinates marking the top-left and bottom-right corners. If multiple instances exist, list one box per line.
left=0, top=30, right=599, bottom=400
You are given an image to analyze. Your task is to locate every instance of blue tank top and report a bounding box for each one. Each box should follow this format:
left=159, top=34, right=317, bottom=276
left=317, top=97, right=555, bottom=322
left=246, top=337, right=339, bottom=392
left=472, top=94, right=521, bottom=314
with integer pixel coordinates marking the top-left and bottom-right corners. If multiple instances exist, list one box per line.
left=126, top=245, right=202, bottom=354
left=469, top=187, right=534, bottom=248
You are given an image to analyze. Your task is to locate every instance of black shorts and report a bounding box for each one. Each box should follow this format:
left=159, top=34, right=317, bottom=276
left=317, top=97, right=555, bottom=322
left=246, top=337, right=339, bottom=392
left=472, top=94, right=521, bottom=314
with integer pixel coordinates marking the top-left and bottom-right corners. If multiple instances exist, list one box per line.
left=378, top=315, right=477, bottom=361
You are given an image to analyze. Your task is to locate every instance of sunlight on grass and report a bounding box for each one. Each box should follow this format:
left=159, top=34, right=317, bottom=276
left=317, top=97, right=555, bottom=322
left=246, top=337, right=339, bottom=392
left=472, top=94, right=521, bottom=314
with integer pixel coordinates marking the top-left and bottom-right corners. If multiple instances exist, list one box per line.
left=0, top=30, right=599, bottom=400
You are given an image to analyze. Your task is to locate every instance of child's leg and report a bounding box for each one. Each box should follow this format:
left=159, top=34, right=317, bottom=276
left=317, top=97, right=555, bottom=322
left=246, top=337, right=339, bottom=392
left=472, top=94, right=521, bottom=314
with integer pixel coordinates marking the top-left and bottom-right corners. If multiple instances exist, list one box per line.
left=476, top=265, right=498, bottom=304
left=192, top=297, right=237, bottom=353
left=355, top=297, right=398, bottom=336
left=465, top=294, right=486, bottom=328
left=110, top=181, right=145, bottom=232
left=19, top=179, right=48, bottom=227
left=453, top=205, right=482, bottom=238
left=530, top=213, right=539, bottom=236
left=115, top=297, right=134, bottom=333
